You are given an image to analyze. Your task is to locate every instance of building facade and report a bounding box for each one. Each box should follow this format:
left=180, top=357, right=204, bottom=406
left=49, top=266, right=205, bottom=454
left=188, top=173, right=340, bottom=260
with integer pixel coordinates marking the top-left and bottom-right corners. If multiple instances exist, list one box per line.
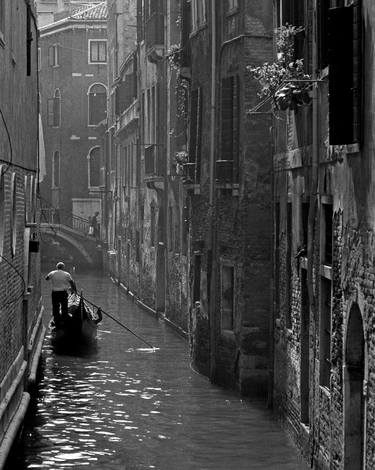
left=39, top=2, right=108, bottom=267
left=35, top=0, right=103, bottom=27
left=272, top=0, right=375, bottom=468
left=103, top=0, right=274, bottom=398
left=0, top=0, right=45, bottom=465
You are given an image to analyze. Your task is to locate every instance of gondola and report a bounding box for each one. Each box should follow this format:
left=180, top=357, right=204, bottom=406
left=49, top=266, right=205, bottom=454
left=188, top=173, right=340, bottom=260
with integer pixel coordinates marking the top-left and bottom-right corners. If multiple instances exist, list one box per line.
left=51, top=291, right=102, bottom=345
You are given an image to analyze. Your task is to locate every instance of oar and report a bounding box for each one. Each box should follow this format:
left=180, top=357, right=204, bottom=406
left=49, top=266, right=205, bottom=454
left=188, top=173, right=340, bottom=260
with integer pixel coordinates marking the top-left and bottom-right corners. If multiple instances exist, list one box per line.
left=80, top=294, right=155, bottom=350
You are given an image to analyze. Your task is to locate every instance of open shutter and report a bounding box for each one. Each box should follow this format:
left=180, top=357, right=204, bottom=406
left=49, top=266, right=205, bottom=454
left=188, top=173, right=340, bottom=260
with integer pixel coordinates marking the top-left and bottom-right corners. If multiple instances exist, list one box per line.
left=328, top=5, right=355, bottom=144
left=189, top=89, right=199, bottom=163
left=47, top=99, right=54, bottom=126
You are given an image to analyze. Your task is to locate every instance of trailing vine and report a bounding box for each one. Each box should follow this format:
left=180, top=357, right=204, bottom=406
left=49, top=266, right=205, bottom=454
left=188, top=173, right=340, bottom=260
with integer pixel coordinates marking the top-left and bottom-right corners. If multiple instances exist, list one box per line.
left=248, top=25, right=312, bottom=111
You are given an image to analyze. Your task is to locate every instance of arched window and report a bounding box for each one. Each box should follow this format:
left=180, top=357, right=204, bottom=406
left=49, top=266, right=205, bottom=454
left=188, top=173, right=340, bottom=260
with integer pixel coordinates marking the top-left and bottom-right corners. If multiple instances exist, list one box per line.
left=48, top=89, right=61, bottom=127
left=88, top=147, right=101, bottom=188
left=53, top=151, right=60, bottom=188
left=0, top=166, right=5, bottom=260
left=88, top=83, right=106, bottom=126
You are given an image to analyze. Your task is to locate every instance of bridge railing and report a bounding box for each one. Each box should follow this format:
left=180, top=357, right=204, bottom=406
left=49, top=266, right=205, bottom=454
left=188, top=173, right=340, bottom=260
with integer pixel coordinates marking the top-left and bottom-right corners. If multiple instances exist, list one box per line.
left=40, top=208, right=97, bottom=239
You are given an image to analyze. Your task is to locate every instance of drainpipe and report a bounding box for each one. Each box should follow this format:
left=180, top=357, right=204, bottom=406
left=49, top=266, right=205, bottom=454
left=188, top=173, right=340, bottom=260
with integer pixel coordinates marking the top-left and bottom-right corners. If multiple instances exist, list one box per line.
left=209, top=0, right=217, bottom=382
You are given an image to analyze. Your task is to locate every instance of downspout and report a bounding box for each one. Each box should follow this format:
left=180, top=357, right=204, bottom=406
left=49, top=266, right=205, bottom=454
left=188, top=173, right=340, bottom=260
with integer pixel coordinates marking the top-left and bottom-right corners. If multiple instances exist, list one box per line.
left=209, top=0, right=217, bottom=382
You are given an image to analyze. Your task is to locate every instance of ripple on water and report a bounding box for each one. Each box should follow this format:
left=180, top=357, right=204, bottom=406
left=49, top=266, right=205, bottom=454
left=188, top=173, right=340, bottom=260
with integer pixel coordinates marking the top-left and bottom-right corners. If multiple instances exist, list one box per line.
left=6, top=274, right=308, bottom=470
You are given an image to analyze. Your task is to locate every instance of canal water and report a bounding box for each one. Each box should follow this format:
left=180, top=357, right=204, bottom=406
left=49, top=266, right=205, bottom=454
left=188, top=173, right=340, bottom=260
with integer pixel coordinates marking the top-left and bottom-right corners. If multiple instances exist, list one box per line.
left=7, top=273, right=307, bottom=470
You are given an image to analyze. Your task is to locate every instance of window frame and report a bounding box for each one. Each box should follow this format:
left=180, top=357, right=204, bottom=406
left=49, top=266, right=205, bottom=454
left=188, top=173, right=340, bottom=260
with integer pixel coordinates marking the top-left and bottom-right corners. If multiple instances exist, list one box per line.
left=88, top=39, right=108, bottom=65
left=220, top=261, right=236, bottom=332
left=47, top=89, right=61, bottom=127
left=52, top=150, right=60, bottom=188
left=87, top=146, right=101, bottom=189
left=87, top=83, right=107, bottom=127
left=48, top=43, right=60, bottom=67
left=191, top=0, right=207, bottom=32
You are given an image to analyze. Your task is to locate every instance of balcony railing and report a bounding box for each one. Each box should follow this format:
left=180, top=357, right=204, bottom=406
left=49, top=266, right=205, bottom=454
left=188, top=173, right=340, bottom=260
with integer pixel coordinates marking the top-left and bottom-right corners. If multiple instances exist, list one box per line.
left=145, top=13, right=164, bottom=52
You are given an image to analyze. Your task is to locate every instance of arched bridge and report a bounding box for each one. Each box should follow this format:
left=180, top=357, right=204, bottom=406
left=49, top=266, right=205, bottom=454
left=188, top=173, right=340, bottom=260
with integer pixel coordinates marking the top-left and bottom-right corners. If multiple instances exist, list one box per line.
left=40, top=210, right=103, bottom=268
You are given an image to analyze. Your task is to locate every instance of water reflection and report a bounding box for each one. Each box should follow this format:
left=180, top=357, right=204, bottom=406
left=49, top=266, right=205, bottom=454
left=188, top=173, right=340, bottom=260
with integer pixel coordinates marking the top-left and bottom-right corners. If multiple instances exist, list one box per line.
left=7, top=274, right=307, bottom=470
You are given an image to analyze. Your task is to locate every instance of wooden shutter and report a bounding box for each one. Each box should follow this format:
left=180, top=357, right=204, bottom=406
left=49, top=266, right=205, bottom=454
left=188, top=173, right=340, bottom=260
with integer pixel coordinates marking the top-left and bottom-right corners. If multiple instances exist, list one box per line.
left=352, top=1, right=362, bottom=143
left=318, top=0, right=329, bottom=69
left=328, top=5, right=356, bottom=144
left=232, top=76, right=240, bottom=182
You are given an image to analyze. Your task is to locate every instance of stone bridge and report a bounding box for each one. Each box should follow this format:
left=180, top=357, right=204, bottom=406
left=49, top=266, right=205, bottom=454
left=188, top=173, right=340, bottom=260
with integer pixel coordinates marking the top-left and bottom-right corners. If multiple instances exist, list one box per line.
left=40, top=223, right=103, bottom=269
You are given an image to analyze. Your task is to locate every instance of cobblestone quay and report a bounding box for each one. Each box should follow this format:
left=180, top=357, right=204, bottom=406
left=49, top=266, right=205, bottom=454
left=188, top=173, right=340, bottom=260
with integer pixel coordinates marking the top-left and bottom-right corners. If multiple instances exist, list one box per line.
left=7, top=274, right=307, bottom=469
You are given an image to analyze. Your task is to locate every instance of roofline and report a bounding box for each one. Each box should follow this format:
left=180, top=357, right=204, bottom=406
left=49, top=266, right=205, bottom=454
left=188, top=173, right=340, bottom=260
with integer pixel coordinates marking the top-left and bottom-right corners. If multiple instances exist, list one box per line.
left=40, top=3, right=107, bottom=33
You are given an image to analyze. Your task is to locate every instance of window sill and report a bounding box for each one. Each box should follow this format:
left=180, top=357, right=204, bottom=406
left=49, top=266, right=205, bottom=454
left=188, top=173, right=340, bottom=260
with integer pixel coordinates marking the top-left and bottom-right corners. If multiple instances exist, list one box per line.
left=89, top=61, right=107, bottom=65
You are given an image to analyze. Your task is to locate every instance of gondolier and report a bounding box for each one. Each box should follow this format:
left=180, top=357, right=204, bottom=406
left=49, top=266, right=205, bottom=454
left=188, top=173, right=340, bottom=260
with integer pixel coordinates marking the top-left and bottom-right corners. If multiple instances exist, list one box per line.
left=46, top=262, right=76, bottom=326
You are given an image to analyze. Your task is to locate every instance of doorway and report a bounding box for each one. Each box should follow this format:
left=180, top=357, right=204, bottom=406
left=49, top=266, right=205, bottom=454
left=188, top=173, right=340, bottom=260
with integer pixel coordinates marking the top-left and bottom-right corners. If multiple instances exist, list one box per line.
left=344, top=303, right=365, bottom=469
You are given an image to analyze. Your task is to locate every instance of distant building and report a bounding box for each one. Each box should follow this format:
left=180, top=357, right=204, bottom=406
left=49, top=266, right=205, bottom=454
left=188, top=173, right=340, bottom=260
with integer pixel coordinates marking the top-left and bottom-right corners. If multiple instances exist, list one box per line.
left=35, top=0, right=103, bottom=27
left=0, top=0, right=44, bottom=465
left=39, top=2, right=108, bottom=253
left=103, top=0, right=274, bottom=397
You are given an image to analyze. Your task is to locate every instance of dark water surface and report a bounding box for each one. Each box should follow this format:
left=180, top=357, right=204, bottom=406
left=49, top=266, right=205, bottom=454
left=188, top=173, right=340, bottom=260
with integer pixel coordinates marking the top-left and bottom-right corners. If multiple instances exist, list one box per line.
left=8, top=273, right=307, bottom=470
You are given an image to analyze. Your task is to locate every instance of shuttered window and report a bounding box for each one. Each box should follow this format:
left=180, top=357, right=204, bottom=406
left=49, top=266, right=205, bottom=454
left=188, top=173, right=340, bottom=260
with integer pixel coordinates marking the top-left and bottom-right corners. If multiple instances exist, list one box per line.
left=328, top=3, right=362, bottom=145
left=47, top=89, right=61, bottom=127
left=189, top=87, right=202, bottom=182
left=220, top=76, right=240, bottom=182
left=48, top=44, right=59, bottom=66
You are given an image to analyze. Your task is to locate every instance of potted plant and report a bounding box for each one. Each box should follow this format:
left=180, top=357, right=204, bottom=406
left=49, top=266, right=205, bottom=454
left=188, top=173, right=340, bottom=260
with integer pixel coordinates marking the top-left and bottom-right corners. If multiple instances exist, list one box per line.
left=248, top=25, right=312, bottom=111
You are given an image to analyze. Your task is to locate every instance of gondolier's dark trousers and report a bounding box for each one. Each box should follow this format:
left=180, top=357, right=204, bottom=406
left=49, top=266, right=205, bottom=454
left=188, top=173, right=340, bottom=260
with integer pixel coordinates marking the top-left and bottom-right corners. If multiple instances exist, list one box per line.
left=52, top=290, right=68, bottom=323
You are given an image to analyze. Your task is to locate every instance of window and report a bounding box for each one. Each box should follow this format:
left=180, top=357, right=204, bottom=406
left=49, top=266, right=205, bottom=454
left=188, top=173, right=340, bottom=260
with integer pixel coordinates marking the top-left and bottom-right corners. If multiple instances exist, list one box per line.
left=88, top=147, right=101, bottom=188
left=52, top=151, right=60, bottom=188
left=320, top=278, right=332, bottom=388
left=191, top=0, right=206, bottom=31
left=228, top=0, right=238, bottom=12
left=188, top=87, right=202, bottom=182
left=48, top=44, right=59, bottom=67
left=328, top=2, right=362, bottom=144
left=193, top=254, right=201, bottom=303
left=277, top=0, right=305, bottom=61
left=88, top=83, right=107, bottom=126
left=89, top=40, right=107, bottom=64
left=221, top=264, right=235, bottom=331
left=218, top=76, right=240, bottom=183
left=47, top=89, right=61, bottom=127
left=321, top=203, right=333, bottom=265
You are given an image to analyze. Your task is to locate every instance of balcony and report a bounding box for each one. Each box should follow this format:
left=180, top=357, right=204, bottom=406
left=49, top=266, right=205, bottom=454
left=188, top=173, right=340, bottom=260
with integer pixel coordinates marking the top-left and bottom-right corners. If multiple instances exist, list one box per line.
left=144, top=145, right=164, bottom=188
left=145, top=12, right=164, bottom=62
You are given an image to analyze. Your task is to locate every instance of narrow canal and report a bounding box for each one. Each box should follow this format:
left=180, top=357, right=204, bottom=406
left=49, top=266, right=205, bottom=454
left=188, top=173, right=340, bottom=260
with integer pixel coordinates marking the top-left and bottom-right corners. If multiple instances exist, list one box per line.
left=7, top=273, right=307, bottom=470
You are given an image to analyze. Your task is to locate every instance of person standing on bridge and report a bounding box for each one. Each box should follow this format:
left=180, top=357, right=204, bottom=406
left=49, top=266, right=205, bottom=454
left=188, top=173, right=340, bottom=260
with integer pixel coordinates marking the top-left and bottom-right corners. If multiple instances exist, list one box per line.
left=46, top=262, right=76, bottom=326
